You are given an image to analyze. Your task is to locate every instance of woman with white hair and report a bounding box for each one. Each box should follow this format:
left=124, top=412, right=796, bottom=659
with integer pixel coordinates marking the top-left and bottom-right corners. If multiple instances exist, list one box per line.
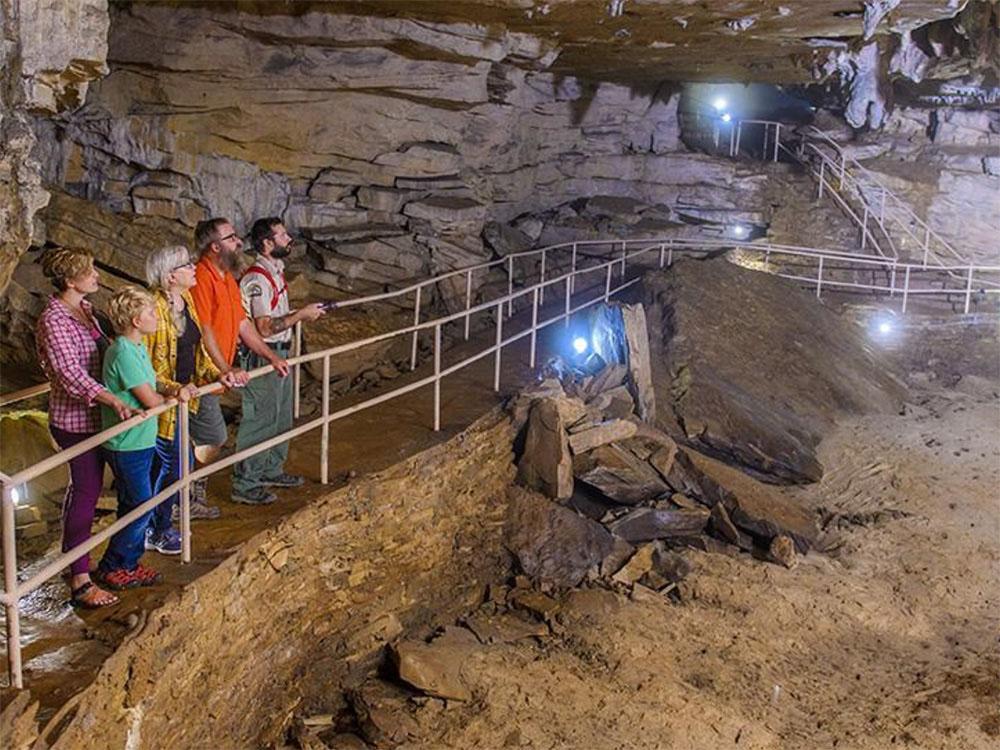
left=143, top=245, right=246, bottom=551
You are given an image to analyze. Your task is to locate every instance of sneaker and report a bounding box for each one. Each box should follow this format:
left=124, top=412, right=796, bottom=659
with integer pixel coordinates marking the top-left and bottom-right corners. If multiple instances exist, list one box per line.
left=230, top=487, right=277, bottom=505
left=132, top=563, right=162, bottom=586
left=262, top=473, right=305, bottom=488
left=94, top=567, right=141, bottom=591
left=173, top=499, right=223, bottom=522
left=192, top=478, right=209, bottom=504
left=145, top=527, right=182, bottom=556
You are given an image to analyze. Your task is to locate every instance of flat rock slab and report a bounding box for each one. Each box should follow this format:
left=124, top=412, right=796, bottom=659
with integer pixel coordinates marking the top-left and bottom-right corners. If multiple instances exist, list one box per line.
left=506, top=486, right=614, bottom=588
left=517, top=397, right=573, bottom=499
left=573, top=441, right=669, bottom=505
left=568, top=419, right=637, bottom=454
left=607, top=507, right=710, bottom=543
left=464, top=610, right=549, bottom=645
left=621, top=303, right=656, bottom=422
left=392, top=641, right=472, bottom=702
left=644, top=257, right=906, bottom=483
left=684, top=447, right=819, bottom=553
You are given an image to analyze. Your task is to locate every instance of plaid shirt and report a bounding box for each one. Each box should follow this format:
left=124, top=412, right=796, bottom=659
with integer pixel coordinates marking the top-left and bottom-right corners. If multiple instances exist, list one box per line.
left=36, top=296, right=109, bottom=433
left=144, top=289, right=221, bottom=440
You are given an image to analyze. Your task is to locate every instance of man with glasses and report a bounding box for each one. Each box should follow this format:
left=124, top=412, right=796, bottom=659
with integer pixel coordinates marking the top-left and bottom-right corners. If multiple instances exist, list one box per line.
left=233, top=217, right=325, bottom=503
left=189, top=217, right=291, bottom=505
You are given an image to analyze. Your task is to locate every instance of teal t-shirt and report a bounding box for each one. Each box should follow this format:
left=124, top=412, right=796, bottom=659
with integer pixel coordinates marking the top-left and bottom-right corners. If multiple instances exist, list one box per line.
left=101, top=336, right=158, bottom=452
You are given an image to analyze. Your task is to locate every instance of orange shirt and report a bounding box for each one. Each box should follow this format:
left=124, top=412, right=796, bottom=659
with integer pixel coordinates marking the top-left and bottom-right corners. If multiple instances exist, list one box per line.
left=190, top=256, right=246, bottom=367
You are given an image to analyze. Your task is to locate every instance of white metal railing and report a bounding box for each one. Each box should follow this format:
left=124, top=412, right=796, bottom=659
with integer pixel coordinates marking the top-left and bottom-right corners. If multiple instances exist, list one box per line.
left=3, top=235, right=999, bottom=688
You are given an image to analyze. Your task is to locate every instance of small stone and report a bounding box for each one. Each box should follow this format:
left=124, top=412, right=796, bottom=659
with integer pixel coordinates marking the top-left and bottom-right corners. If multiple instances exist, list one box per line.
left=612, top=543, right=656, bottom=585
left=769, top=535, right=798, bottom=569
left=393, top=641, right=472, bottom=702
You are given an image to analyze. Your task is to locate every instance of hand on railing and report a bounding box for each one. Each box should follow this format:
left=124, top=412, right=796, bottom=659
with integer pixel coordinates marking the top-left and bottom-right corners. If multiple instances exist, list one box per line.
left=270, top=357, right=290, bottom=378
left=176, top=384, right=200, bottom=403
left=220, top=368, right=250, bottom=389
left=95, top=390, right=140, bottom=422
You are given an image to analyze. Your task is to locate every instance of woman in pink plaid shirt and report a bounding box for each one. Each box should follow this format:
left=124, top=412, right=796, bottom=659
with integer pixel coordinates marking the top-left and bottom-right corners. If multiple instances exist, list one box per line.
left=36, top=248, right=137, bottom=609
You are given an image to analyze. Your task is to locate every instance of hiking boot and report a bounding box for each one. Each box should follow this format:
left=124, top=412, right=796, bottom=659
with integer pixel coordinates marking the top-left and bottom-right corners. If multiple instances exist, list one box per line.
left=230, top=487, right=277, bottom=505
left=262, top=473, right=305, bottom=488
left=172, top=497, right=223, bottom=522
left=145, top=527, right=182, bottom=556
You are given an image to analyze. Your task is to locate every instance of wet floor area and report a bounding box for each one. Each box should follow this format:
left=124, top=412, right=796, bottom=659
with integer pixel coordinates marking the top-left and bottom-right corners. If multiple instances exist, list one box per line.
left=0, top=294, right=585, bottom=721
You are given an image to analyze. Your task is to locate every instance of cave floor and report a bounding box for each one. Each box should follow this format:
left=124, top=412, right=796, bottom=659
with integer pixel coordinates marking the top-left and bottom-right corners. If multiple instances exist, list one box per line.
left=377, top=375, right=1000, bottom=750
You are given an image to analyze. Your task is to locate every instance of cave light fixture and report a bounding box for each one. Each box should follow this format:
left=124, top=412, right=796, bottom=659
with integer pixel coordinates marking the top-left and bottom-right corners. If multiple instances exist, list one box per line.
left=572, top=336, right=589, bottom=355
left=10, top=485, right=23, bottom=506
left=731, top=224, right=748, bottom=239
left=720, top=112, right=732, bottom=123
left=712, top=96, right=728, bottom=111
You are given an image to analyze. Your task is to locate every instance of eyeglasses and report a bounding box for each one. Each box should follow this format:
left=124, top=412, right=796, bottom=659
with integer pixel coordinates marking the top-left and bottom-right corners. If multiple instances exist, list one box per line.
left=216, top=232, right=238, bottom=244
left=172, top=260, right=195, bottom=271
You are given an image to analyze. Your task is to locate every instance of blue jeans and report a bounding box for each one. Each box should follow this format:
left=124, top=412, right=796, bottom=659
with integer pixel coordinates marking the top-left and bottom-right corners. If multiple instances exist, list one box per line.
left=151, top=434, right=193, bottom=534
left=99, top=447, right=155, bottom=572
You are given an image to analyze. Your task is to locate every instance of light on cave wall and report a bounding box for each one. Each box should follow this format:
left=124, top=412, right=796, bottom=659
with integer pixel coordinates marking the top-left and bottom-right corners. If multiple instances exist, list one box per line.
left=731, top=225, right=748, bottom=238
left=572, top=337, right=589, bottom=355
left=720, top=112, right=732, bottom=123
left=712, top=97, right=728, bottom=111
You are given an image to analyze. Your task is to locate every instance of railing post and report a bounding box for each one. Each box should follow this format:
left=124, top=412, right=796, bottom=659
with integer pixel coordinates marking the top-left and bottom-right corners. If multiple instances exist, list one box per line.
left=729, top=122, right=736, bottom=157
left=667, top=240, right=674, bottom=267
left=604, top=264, right=612, bottom=302
left=620, top=242, right=627, bottom=278
left=773, top=123, right=780, bottom=162
left=860, top=205, right=869, bottom=250
left=922, top=227, right=930, bottom=269
left=816, top=256, right=824, bottom=299
left=178, top=404, right=191, bottom=564
left=658, top=243, right=666, bottom=269
left=529, top=287, right=539, bottom=369
left=570, top=243, right=578, bottom=293
left=735, top=122, right=742, bottom=157
left=564, top=275, right=572, bottom=329
left=889, top=262, right=897, bottom=297
left=762, top=122, right=768, bottom=160
left=764, top=249, right=770, bottom=273
left=964, top=267, right=974, bottom=314
left=507, top=255, right=514, bottom=318
left=539, top=249, right=547, bottom=305
left=463, top=270, right=473, bottom=341
left=493, top=302, right=503, bottom=392
left=2, top=482, right=23, bottom=689
left=292, top=321, right=302, bottom=419
left=879, top=188, right=887, bottom=225
left=902, top=266, right=911, bottom=313
left=320, top=353, right=330, bottom=484
left=433, top=323, right=441, bottom=432
left=818, top=160, right=825, bottom=199
left=410, top=285, right=421, bottom=371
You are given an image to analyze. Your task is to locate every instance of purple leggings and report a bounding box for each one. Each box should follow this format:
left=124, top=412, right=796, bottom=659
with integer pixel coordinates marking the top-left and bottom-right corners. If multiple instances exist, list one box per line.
left=50, top=426, right=105, bottom=577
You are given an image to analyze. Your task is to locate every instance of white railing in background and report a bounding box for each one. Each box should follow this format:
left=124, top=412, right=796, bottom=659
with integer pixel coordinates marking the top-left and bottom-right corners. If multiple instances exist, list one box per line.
left=3, top=235, right=999, bottom=688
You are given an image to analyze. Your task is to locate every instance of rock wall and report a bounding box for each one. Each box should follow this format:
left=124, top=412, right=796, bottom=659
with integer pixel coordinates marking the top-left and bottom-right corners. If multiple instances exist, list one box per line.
left=0, top=0, right=108, bottom=294
left=839, top=107, right=1000, bottom=265
left=42, top=409, right=514, bottom=750
left=32, top=2, right=767, bottom=302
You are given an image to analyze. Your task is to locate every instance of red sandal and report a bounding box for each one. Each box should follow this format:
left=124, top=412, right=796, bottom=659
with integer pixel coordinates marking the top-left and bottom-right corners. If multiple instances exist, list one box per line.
left=131, top=563, right=162, bottom=586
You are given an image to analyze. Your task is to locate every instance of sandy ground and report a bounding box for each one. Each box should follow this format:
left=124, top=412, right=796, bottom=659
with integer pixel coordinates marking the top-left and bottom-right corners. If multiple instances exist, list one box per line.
left=393, top=356, right=999, bottom=748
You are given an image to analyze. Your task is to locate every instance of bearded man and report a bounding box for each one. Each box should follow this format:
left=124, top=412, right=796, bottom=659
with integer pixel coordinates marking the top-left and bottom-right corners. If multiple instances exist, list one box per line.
left=231, top=218, right=325, bottom=504
left=189, top=217, right=291, bottom=506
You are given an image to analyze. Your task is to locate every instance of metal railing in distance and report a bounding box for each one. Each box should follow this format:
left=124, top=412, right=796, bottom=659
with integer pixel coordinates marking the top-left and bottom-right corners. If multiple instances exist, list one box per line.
left=3, top=236, right=999, bottom=688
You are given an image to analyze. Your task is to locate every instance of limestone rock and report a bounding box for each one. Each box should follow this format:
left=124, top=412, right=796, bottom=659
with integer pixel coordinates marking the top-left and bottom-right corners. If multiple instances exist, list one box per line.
left=644, top=257, right=906, bottom=484
left=620, top=303, right=656, bottom=423
left=607, top=507, right=710, bottom=544
left=567, top=419, right=637, bottom=455
left=517, top=398, right=573, bottom=500
left=573, top=441, right=669, bottom=505
left=393, top=640, right=471, bottom=702
left=506, top=486, right=614, bottom=588
left=611, top=543, right=655, bottom=585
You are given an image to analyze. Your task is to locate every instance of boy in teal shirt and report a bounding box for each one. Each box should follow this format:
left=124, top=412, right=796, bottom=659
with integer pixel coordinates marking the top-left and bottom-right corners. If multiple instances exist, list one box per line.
left=96, top=287, right=194, bottom=589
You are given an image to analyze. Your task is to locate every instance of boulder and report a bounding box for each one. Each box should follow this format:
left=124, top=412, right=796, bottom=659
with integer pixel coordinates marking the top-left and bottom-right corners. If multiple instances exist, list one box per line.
left=607, top=507, right=711, bottom=543
left=506, top=486, right=614, bottom=588
left=517, top=398, right=573, bottom=499
left=620, top=303, right=656, bottom=423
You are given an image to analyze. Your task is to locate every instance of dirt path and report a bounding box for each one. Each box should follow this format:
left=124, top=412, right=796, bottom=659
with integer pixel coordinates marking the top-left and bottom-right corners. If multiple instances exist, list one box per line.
left=406, top=380, right=999, bottom=749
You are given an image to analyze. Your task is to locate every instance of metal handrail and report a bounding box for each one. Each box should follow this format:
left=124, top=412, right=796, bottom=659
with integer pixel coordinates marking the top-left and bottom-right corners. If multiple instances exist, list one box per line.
left=3, top=236, right=998, bottom=687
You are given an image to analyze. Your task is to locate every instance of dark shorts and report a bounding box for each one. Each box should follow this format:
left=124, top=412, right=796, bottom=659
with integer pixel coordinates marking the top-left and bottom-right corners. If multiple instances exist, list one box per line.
left=190, top=393, right=228, bottom=447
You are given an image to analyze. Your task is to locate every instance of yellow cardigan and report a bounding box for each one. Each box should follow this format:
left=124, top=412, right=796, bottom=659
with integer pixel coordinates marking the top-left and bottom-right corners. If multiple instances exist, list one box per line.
left=144, top=289, right=221, bottom=440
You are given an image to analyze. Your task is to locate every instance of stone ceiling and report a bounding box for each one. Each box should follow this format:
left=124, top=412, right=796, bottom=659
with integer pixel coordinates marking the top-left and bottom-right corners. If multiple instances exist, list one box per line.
left=190, top=0, right=978, bottom=84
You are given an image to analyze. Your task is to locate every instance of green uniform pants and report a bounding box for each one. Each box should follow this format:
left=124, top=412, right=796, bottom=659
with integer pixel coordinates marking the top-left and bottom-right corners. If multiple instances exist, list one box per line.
left=232, top=348, right=293, bottom=493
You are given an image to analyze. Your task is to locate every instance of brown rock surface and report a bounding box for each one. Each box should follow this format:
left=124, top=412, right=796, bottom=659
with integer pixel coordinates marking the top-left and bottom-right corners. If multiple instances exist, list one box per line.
left=506, top=486, right=613, bottom=588
left=393, top=640, right=472, bottom=702
left=517, top=398, right=573, bottom=499
left=644, top=257, right=907, bottom=483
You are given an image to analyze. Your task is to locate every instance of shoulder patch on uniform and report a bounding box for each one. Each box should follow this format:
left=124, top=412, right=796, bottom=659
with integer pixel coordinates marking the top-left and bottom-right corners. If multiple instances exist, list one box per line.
left=246, top=283, right=264, bottom=298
